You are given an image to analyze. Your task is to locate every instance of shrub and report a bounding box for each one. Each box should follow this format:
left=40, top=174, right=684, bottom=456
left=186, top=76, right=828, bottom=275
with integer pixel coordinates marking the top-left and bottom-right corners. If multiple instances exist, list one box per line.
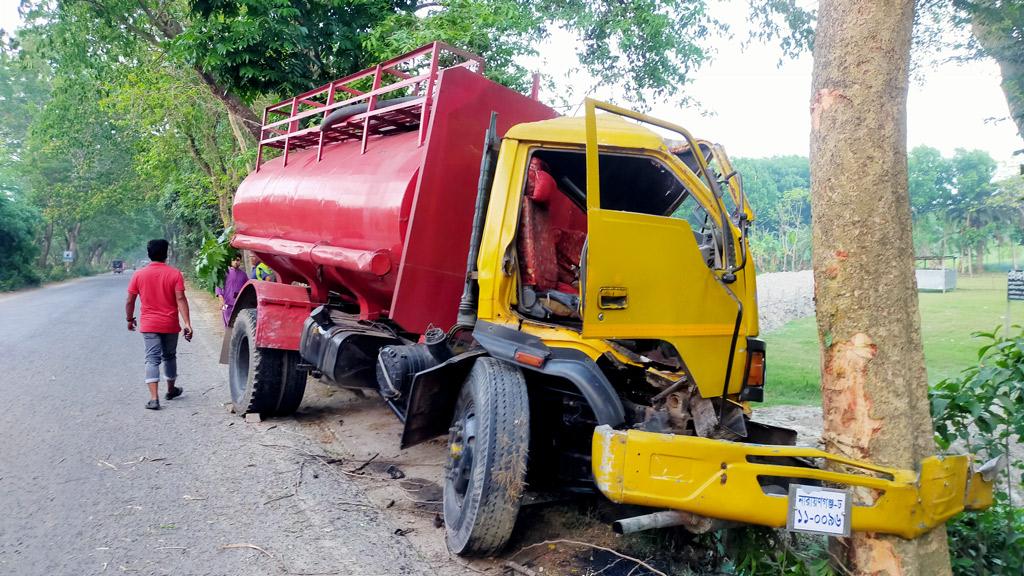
left=931, top=326, right=1024, bottom=575
left=193, top=227, right=238, bottom=292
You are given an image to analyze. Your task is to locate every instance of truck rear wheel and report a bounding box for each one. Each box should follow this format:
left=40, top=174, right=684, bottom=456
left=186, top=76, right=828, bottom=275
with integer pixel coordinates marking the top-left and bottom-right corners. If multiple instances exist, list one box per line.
left=229, top=308, right=306, bottom=416
left=443, top=358, right=530, bottom=556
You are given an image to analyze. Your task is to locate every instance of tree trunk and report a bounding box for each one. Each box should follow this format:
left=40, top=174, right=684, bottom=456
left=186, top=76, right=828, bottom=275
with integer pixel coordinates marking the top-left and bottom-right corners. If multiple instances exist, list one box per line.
left=64, top=222, right=82, bottom=264
left=971, top=14, right=1024, bottom=142
left=228, top=110, right=253, bottom=156
left=88, top=240, right=108, bottom=268
left=810, top=1, right=951, bottom=575
left=38, top=221, right=53, bottom=268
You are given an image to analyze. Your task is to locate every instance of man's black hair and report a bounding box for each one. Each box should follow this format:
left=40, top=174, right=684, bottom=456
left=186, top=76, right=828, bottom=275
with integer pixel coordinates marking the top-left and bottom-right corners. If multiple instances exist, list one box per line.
left=147, top=239, right=170, bottom=262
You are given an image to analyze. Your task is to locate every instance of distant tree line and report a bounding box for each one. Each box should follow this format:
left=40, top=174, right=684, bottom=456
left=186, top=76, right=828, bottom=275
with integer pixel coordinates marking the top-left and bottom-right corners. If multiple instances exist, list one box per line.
left=734, top=150, right=1024, bottom=274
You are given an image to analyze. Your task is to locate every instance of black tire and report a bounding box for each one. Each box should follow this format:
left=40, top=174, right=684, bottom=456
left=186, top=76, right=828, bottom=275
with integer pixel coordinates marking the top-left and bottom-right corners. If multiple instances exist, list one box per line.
left=443, top=358, right=530, bottom=556
left=228, top=308, right=305, bottom=416
left=275, top=350, right=307, bottom=416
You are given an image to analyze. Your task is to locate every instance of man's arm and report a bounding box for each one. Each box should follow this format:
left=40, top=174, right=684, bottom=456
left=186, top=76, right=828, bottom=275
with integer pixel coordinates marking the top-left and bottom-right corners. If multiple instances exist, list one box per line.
left=175, top=290, right=192, bottom=336
left=125, top=293, right=138, bottom=331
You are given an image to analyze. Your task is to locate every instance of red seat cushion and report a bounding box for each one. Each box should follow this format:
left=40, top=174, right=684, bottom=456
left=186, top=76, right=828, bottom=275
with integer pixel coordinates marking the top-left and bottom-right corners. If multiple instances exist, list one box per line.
left=519, top=158, right=588, bottom=295
left=518, top=195, right=558, bottom=291
left=555, top=229, right=586, bottom=293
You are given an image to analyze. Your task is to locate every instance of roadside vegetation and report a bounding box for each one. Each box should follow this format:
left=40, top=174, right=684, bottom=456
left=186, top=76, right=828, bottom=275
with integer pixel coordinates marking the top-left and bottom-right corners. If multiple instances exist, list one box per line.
left=766, top=273, right=1022, bottom=406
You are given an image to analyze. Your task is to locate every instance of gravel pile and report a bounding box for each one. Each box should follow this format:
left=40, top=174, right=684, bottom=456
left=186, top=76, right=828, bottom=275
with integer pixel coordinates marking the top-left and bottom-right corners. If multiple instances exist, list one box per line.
left=755, top=270, right=816, bottom=333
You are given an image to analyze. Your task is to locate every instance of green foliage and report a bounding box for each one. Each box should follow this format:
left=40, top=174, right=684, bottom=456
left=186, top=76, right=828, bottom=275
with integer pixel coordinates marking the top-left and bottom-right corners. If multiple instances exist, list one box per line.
left=724, top=528, right=835, bottom=576
left=909, top=146, right=953, bottom=217
left=0, top=193, right=41, bottom=291
left=746, top=1, right=816, bottom=58
left=193, top=228, right=238, bottom=291
left=178, top=0, right=396, bottom=103
left=732, top=156, right=811, bottom=272
left=946, top=493, right=1024, bottom=575
left=930, top=325, right=1024, bottom=575
left=179, top=0, right=726, bottom=109
left=930, top=326, right=1023, bottom=465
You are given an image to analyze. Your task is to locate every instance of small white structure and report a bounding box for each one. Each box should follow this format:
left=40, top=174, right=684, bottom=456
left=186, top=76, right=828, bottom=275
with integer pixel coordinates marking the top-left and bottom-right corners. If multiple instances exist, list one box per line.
left=915, top=256, right=957, bottom=292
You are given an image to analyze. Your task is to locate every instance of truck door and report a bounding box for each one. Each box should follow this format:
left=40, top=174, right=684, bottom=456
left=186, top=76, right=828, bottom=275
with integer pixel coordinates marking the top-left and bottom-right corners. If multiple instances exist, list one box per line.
left=581, top=100, right=746, bottom=398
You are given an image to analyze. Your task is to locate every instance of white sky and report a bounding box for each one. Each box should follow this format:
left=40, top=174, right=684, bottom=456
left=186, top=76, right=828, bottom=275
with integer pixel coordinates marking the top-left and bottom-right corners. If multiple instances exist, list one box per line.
left=526, top=2, right=1022, bottom=179
left=1, top=0, right=1020, bottom=178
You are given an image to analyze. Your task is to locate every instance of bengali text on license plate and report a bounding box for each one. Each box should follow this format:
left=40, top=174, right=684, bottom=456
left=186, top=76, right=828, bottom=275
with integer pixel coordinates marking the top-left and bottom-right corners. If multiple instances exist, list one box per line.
left=786, top=484, right=852, bottom=536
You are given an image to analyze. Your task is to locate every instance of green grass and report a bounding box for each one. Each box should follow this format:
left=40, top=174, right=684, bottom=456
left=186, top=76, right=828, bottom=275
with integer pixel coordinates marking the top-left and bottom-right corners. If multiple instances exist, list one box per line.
left=763, top=273, right=1017, bottom=406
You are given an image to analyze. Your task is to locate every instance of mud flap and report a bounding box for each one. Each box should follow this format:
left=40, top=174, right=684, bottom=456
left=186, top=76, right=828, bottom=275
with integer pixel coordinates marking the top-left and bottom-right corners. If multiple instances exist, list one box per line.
left=400, top=351, right=486, bottom=448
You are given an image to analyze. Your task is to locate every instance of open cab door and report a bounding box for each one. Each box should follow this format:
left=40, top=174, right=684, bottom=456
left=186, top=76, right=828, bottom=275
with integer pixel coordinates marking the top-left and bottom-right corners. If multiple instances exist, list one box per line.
left=580, top=99, right=749, bottom=399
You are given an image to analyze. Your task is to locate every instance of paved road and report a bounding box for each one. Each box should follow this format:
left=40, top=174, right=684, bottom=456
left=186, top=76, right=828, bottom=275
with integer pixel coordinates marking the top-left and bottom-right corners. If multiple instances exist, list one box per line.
left=0, top=273, right=431, bottom=575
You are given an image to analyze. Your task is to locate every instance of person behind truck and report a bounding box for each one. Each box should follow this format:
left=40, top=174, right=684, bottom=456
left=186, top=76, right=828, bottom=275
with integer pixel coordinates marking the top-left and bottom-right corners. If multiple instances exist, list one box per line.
left=249, top=253, right=276, bottom=282
left=125, top=239, right=193, bottom=410
left=216, top=254, right=248, bottom=326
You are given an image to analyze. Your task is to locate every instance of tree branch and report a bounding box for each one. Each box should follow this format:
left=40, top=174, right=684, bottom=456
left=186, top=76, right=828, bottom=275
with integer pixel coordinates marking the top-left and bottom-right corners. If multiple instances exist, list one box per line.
left=195, top=71, right=262, bottom=140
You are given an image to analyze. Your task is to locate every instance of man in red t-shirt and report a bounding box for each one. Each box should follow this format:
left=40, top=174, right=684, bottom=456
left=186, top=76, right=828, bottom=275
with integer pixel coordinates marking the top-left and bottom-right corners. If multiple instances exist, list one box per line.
left=126, top=239, right=193, bottom=410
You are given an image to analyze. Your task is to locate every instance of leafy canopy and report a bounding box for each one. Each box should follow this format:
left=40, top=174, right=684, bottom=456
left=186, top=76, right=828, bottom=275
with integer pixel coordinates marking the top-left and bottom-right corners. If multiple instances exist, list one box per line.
left=175, top=0, right=728, bottom=107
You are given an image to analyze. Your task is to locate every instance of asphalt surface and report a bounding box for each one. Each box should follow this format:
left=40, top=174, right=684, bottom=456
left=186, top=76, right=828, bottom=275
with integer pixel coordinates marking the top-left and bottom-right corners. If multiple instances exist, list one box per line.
left=0, top=273, right=433, bottom=575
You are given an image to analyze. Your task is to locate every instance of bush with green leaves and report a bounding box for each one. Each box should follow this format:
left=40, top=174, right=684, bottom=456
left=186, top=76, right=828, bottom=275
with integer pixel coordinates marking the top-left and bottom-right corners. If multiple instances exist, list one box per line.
left=930, top=326, right=1024, bottom=575
left=193, top=228, right=238, bottom=292
left=723, top=528, right=836, bottom=576
left=0, top=194, right=41, bottom=291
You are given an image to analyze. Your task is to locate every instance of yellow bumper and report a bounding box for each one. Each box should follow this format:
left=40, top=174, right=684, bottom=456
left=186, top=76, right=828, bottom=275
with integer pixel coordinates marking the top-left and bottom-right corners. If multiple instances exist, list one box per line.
left=592, top=426, right=996, bottom=539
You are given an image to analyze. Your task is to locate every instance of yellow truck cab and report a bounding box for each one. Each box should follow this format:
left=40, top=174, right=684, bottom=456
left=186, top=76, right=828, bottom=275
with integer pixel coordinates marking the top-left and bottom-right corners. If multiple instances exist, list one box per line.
left=426, top=100, right=996, bottom=553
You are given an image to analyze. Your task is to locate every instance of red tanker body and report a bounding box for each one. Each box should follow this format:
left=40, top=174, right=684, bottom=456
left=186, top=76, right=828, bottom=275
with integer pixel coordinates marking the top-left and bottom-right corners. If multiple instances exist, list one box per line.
left=232, top=44, right=556, bottom=340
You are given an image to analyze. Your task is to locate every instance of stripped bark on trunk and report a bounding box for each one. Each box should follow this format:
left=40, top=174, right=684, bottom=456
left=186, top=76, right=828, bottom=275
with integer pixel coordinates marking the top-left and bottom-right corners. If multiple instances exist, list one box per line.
left=810, top=1, right=952, bottom=574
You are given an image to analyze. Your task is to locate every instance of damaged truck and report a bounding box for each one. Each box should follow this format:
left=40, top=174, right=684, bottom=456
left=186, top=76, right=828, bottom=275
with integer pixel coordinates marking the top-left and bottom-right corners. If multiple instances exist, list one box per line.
left=222, top=42, right=998, bottom=555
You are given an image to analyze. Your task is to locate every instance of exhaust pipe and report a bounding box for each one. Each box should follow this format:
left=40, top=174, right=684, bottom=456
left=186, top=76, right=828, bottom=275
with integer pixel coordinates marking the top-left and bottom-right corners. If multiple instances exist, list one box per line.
left=612, top=510, right=728, bottom=535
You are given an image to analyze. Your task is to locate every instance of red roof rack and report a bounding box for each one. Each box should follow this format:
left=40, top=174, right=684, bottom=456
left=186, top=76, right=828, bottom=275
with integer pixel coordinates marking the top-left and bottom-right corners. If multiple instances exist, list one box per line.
left=255, top=42, right=485, bottom=171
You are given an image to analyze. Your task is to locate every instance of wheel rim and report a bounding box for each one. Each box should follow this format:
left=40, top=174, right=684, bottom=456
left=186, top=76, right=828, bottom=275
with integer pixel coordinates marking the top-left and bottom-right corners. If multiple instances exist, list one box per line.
left=446, top=400, right=477, bottom=510
left=230, top=333, right=250, bottom=404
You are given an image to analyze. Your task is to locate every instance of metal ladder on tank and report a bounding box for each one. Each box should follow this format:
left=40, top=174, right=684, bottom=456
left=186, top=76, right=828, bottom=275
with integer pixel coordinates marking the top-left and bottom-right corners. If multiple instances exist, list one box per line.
left=254, top=42, right=485, bottom=171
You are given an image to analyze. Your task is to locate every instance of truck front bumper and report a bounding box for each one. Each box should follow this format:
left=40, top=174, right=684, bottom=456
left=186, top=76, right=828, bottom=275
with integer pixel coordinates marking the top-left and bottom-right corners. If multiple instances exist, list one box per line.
left=592, top=425, right=998, bottom=539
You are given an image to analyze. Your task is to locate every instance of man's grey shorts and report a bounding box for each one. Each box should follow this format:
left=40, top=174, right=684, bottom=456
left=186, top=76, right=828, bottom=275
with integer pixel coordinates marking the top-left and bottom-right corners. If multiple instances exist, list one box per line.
left=143, top=332, right=179, bottom=383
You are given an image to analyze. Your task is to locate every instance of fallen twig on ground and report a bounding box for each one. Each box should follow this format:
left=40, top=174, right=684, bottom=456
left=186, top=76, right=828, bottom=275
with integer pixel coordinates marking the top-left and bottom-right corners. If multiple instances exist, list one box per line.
left=221, top=543, right=273, bottom=559
left=336, top=499, right=377, bottom=508
left=512, top=540, right=666, bottom=576
left=220, top=542, right=344, bottom=575
left=97, top=459, right=118, bottom=470
left=347, top=452, right=379, bottom=473
left=591, top=557, right=624, bottom=576
left=263, top=493, right=295, bottom=505
left=504, top=560, right=538, bottom=576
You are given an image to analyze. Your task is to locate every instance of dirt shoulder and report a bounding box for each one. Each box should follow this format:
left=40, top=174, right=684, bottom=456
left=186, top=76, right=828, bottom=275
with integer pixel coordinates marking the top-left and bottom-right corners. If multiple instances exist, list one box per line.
left=195, top=285, right=725, bottom=575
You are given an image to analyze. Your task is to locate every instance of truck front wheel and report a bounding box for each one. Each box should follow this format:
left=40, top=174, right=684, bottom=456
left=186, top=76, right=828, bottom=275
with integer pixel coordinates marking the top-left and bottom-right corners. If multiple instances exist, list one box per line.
left=229, top=308, right=306, bottom=417
left=443, top=358, right=530, bottom=556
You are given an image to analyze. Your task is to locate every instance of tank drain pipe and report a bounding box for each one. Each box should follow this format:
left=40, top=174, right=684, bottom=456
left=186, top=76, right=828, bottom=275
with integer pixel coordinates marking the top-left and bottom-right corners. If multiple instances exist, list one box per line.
left=457, top=112, right=500, bottom=327
left=612, top=510, right=729, bottom=535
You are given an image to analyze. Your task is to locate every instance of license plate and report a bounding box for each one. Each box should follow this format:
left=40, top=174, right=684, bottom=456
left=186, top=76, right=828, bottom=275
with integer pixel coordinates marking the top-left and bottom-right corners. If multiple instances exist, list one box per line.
left=786, top=484, right=852, bottom=536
